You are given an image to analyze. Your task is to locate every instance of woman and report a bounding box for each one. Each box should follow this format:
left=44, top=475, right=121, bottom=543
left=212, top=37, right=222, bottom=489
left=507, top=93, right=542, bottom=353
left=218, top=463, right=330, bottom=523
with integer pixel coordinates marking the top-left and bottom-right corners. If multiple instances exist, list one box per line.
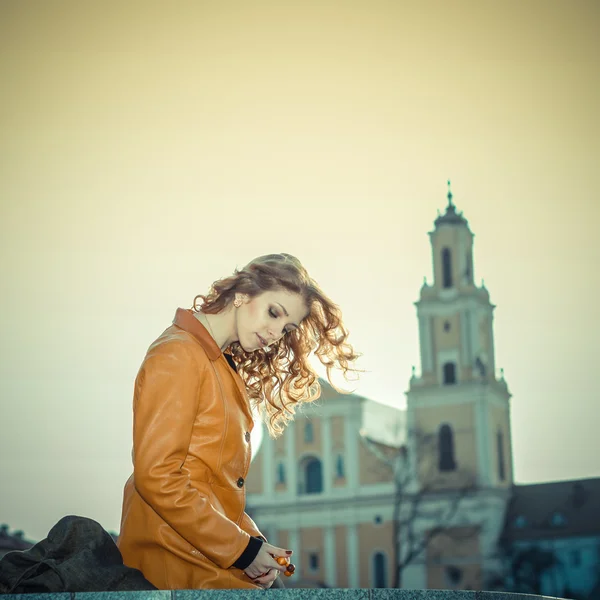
left=117, top=253, right=358, bottom=589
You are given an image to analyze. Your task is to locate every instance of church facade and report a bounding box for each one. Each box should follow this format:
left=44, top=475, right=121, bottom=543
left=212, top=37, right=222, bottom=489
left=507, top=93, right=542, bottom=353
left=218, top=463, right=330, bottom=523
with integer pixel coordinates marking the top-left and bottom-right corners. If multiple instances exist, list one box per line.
left=246, top=186, right=513, bottom=589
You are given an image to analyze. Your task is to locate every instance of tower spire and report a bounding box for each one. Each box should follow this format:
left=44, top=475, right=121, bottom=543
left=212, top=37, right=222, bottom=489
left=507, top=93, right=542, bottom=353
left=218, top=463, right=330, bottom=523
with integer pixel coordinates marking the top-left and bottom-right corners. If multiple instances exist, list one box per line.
left=434, top=180, right=468, bottom=228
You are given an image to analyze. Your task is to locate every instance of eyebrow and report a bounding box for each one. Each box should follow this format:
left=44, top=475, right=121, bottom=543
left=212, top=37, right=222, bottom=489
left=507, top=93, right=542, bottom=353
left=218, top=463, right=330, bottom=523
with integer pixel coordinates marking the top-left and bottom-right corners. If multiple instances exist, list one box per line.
left=276, top=303, right=298, bottom=328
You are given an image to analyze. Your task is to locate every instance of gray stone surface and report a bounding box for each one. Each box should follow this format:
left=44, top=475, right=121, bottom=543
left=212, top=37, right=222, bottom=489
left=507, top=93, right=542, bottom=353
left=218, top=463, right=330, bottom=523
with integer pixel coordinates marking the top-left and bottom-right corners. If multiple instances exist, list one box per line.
left=175, top=590, right=369, bottom=600
left=371, top=592, right=475, bottom=600
left=0, top=590, right=566, bottom=600
left=2, top=594, right=72, bottom=600
left=477, top=594, right=560, bottom=600
left=264, top=591, right=370, bottom=600
left=74, top=592, right=170, bottom=600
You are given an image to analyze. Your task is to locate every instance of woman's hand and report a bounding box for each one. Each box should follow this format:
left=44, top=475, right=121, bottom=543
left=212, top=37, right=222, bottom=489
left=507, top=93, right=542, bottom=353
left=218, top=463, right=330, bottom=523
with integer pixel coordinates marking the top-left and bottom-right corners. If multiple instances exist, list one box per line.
left=244, top=542, right=293, bottom=588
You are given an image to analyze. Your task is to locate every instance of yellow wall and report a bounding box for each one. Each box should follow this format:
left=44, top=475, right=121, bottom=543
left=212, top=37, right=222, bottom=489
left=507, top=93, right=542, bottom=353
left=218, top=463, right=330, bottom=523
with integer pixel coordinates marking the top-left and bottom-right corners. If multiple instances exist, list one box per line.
left=426, top=526, right=481, bottom=590
left=358, top=521, right=394, bottom=587
left=413, top=404, right=478, bottom=490
left=300, top=527, right=325, bottom=585
left=335, top=525, right=349, bottom=587
left=427, top=563, right=482, bottom=590
left=433, top=313, right=461, bottom=351
left=334, top=474, right=347, bottom=488
left=488, top=402, right=512, bottom=487
left=296, top=417, right=322, bottom=455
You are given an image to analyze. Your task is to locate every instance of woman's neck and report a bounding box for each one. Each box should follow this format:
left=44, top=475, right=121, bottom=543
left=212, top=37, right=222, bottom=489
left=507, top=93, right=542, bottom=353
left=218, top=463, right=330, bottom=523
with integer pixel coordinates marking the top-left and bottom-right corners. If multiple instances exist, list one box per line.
left=194, top=307, right=237, bottom=352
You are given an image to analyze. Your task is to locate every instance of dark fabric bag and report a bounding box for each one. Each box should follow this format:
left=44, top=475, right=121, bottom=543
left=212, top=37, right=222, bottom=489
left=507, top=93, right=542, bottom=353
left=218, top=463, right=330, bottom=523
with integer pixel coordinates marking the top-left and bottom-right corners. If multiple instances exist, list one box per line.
left=0, top=515, right=156, bottom=594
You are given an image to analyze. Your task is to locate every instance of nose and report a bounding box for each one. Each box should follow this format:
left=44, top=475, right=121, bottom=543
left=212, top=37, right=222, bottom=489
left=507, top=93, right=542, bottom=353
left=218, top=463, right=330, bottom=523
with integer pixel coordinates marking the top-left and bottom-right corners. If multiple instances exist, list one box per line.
left=267, top=327, right=283, bottom=344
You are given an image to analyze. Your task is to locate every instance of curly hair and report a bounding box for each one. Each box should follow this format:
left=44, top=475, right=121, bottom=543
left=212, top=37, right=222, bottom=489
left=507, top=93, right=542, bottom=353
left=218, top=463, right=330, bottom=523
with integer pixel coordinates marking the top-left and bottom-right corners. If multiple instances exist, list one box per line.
left=192, top=253, right=360, bottom=437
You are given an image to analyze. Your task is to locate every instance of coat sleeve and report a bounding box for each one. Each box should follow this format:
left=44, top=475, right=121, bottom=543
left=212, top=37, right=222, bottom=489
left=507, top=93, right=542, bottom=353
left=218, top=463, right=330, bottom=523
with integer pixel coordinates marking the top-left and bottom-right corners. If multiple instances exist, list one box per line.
left=131, top=340, right=251, bottom=569
left=240, top=512, right=266, bottom=542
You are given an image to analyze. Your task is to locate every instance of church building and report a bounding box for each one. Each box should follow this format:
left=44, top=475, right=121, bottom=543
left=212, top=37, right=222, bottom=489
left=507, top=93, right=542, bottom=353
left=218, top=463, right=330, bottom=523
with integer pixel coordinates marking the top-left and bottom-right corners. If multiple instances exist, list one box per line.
left=246, top=185, right=513, bottom=589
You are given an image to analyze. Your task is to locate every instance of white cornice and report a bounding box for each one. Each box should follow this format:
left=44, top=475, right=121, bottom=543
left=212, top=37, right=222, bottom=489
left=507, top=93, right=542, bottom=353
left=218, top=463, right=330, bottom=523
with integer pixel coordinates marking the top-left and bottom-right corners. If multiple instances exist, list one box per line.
left=415, top=294, right=495, bottom=314
left=406, top=380, right=511, bottom=406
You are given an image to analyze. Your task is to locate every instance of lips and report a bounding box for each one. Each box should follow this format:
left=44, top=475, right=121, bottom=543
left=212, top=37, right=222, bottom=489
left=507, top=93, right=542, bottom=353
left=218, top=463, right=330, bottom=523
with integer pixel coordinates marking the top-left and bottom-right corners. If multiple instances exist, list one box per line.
left=256, top=333, right=267, bottom=348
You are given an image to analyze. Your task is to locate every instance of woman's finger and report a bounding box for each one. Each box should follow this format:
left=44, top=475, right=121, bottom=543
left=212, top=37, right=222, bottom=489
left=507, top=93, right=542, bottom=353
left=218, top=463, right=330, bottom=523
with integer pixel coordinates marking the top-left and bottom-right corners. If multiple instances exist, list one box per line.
left=253, top=568, right=279, bottom=586
left=264, top=543, right=293, bottom=558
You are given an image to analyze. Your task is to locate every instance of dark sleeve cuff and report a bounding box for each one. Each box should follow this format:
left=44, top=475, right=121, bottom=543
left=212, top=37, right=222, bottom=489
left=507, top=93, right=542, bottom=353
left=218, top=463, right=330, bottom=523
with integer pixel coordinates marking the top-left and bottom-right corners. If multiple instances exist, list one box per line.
left=233, top=536, right=263, bottom=570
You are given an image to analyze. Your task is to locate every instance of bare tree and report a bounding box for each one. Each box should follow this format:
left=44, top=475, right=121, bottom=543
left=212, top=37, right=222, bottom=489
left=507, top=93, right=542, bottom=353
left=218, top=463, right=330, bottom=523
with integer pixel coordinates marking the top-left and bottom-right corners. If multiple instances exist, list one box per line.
left=361, top=427, right=478, bottom=588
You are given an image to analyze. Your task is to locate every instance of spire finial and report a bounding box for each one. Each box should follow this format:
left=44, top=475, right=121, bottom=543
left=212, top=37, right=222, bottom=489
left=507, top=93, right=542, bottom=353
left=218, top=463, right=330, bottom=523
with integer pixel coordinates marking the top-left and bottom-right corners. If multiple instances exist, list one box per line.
left=447, top=180, right=454, bottom=207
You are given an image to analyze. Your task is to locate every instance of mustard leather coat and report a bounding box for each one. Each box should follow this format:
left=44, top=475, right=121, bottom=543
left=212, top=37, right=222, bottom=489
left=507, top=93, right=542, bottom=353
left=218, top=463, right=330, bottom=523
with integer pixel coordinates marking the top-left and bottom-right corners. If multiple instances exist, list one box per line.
left=118, top=308, right=264, bottom=589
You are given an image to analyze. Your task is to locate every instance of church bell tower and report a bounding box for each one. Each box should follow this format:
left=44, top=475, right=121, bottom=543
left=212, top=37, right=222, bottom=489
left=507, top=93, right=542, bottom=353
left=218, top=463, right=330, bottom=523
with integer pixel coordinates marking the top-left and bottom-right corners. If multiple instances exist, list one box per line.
left=406, top=182, right=514, bottom=491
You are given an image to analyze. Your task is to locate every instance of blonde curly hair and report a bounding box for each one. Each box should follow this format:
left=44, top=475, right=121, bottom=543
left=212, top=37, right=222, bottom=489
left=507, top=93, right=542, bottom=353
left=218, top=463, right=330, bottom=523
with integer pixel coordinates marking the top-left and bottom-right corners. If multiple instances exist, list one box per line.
left=193, top=253, right=360, bottom=437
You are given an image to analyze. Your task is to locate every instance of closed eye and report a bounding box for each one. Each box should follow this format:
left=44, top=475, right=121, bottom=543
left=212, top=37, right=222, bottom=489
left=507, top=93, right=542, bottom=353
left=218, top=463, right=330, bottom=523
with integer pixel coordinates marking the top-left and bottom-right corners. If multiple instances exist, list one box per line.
left=269, top=306, right=297, bottom=335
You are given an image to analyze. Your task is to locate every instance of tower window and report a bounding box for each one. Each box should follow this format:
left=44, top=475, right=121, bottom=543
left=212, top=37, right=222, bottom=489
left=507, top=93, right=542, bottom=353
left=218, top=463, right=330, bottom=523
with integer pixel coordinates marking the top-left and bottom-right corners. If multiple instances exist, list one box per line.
left=444, top=320, right=451, bottom=332
left=304, top=422, right=314, bottom=443
left=442, top=247, right=453, bottom=288
left=497, top=430, right=506, bottom=481
left=373, top=552, right=387, bottom=588
left=438, top=424, right=457, bottom=471
left=309, top=552, right=319, bottom=570
left=465, top=251, right=473, bottom=282
left=443, top=362, right=457, bottom=384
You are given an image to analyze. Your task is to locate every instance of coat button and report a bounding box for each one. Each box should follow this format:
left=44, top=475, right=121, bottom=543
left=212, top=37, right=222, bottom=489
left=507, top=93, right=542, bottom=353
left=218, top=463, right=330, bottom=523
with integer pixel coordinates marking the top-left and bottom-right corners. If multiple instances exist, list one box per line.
left=245, top=432, right=251, bottom=443
left=237, top=477, right=245, bottom=488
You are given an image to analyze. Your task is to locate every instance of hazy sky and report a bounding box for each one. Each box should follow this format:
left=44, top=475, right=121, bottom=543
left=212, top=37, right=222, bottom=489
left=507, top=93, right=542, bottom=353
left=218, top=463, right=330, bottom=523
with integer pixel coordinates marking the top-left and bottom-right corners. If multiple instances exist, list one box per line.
left=1, top=1, right=598, bottom=541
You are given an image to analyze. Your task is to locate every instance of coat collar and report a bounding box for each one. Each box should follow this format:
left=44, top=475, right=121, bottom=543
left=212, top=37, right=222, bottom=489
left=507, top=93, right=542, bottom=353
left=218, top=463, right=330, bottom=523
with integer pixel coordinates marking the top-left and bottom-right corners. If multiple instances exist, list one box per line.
left=173, top=308, right=222, bottom=361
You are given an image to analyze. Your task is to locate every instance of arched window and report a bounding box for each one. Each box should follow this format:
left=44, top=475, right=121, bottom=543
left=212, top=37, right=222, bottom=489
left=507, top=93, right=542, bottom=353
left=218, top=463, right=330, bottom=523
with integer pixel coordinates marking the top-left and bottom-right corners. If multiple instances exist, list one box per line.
left=442, top=248, right=453, bottom=288
left=336, top=455, right=345, bottom=478
left=497, top=430, right=505, bottom=481
left=445, top=565, right=463, bottom=587
left=304, top=422, right=314, bottom=443
left=373, top=552, right=387, bottom=588
left=465, top=251, right=473, bottom=282
left=277, top=463, right=286, bottom=485
left=443, top=362, right=456, bottom=385
left=299, top=457, right=323, bottom=494
left=439, top=424, right=457, bottom=471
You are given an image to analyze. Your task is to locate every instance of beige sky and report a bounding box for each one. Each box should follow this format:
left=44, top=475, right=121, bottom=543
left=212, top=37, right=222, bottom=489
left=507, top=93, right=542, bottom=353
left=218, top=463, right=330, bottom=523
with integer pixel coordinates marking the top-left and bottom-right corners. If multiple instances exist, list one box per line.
left=1, top=0, right=598, bottom=541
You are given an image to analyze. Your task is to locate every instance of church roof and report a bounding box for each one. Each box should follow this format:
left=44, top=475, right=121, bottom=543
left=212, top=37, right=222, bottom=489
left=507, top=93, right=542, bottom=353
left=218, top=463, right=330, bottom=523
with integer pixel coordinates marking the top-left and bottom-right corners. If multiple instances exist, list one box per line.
left=361, top=399, right=405, bottom=447
left=502, top=477, right=600, bottom=542
left=303, top=378, right=406, bottom=447
left=434, top=181, right=469, bottom=228
left=0, top=525, right=34, bottom=553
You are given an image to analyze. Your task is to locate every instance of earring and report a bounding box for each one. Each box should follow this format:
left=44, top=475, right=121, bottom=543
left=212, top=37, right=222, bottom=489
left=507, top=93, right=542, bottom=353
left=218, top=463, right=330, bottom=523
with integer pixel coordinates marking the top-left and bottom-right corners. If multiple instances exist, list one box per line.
left=233, top=298, right=242, bottom=308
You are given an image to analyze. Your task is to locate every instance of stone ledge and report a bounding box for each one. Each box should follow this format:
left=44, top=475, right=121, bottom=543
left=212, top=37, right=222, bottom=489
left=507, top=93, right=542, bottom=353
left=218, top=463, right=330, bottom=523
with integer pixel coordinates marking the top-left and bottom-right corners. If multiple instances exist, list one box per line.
left=0, top=590, right=563, bottom=600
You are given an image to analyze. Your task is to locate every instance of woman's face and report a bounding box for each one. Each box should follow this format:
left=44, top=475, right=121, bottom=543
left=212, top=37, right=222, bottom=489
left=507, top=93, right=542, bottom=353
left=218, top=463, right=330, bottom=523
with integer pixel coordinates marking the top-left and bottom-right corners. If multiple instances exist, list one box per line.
left=235, top=289, right=308, bottom=353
